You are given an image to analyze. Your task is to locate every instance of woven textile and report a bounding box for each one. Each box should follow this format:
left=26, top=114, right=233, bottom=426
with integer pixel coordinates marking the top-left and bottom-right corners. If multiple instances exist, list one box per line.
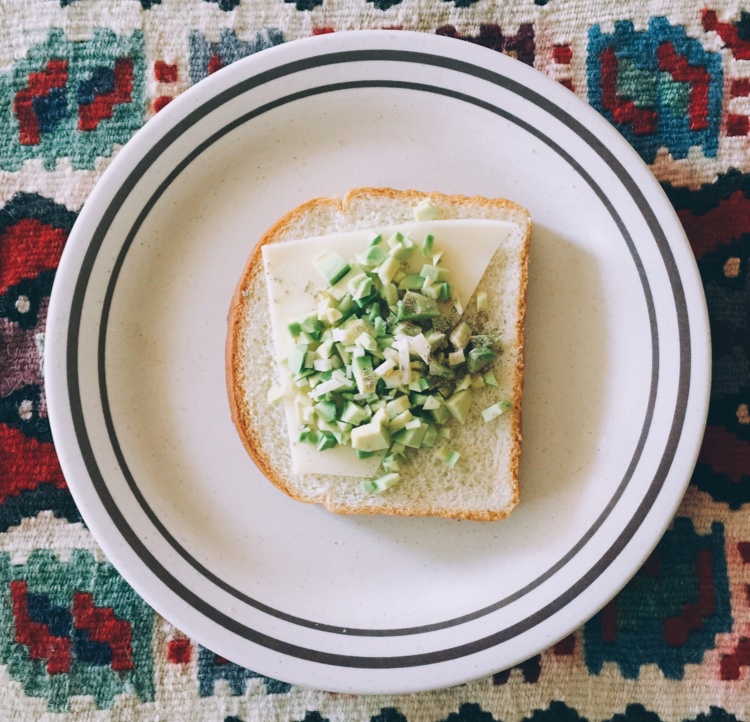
left=1, top=0, right=749, bottom=719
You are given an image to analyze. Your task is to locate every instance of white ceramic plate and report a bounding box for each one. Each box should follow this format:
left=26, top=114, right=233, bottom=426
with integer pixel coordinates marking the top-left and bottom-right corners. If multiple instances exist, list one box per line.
left=45, top=31, right=710, bottom=694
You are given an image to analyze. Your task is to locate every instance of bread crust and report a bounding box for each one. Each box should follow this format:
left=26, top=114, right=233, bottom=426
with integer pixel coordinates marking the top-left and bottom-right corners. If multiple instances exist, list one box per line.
left=226, top=188, right=530, bottom=520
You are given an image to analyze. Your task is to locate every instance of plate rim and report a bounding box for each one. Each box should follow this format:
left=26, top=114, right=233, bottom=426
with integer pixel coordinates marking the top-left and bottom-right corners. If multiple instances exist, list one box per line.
left=44, top=30, right=711, bottom=692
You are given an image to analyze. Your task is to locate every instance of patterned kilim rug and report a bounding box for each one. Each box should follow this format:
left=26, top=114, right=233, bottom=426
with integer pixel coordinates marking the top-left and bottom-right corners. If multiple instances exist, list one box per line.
left=1, top=0, right=749, bottom=719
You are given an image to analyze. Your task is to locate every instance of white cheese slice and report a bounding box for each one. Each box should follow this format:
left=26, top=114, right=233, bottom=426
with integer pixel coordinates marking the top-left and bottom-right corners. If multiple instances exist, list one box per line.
left=262, top=219, right=514, bottom=476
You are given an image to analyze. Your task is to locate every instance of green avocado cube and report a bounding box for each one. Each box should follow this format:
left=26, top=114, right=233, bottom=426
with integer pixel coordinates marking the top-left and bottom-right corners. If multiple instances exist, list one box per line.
left=356, top=245, right=388, bottom=267
left=450, top=322, right=472, bottom=350
left=287, top=344, right=308, bottom=374
left=445, top=389, right=473, bottom=424
left=420, top=264, right=448, bottom=282
left=314, top=251, right=350, bottom=286
left=316, top=431, right=338, bottom=451
left=351, top=421, right=391, bottom=451
left=314, top=400, right=337, bottom=423
left=392, top=423, right=427, bottom=449
left=398, top=274, right=425, bottom=291
left=397, top=292, right=439, bottom=321
left=352, top=355, right=376, bottom=395
left=361, top=472, right=401, bottom=494
left=421, top=423, right=438, bottom=448
left=385, top=395, right=411, bottom=419
left=340, top=401, right=369, bottom=426
left=467, top=347, right=498, bottom=374
left=381, top=454, right=402, bottom=473
left=428, top=403, right=450, bottom=425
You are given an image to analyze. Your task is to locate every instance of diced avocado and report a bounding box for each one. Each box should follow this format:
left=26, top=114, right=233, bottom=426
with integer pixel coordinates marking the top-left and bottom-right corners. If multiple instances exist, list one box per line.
left=313, top=358, right=333, bottom=372
left=346, top=271, right=369, bottom=295
left=450, top=322, right=472, bottom=350
left=481, top=399, right=512, bottom=423
left=352, top=355, right=376, bottom=395
left=304, top=351, right=317, bottom=369
left=377, top=255, right=401, bottom=285
left=392, top=423, right=427, bottom=449
left=336, top=294, right=356, bottom=320
left=471, top=376, right=486, bottom=389
left=410, top=392, right=428, bottom=406
left=352, top=277, right=374, bottom=306
left=390, top=441, right=407, bottom=456
left=356, top=449, right=375, bottom=459
left=445, top=389, right=473, bottom=424
left=437, top=283, right=451, bottom=301
left=385, top=395, right=411, bottom=419
left=476, top=291, right=488, bottom=312
left=448, top=349, right=465, bottom=366
left=426, top=330, right=446, bottom=347
left=370, top=406, right=389, bottom=427
left=387, top=231, right=405, bottom=248
left=389, top=242, right=414, bottom=261
left=483, top=371, right=498, bottom=386
left=413, top=198, right=440, bottom=221
left=423, top=394, right=441, bottom=411
left=300, top=314, right=325, bottom=338
left=420, top=264, right=448, bottom=282
left=335, top=342, right=351, bottom=365
left=397, top=291, right=439, bottom=321
left=314, top=251, right=350, bottom=286
left=381, top=454, right=402, bottom=473
left=438, top=426, right=451, bottom=439
left=429, top=360, right=454, bottom=378
left=398, top=274, right=425, bottom=291
left=316, top=339, right=334, bottom=358
left=421, top=233, right=434, bottom=256
left=470, top=334, right=502, bottom=352
left=436, top=447, right=460, bottom=467
left=324, top=307, right=343, bottom=325
left=267, top=384, right=286, bottom=404
left=355, top=332, right=378, bottom=353
left=381, top=282, right=398, bottom=306
left=288, top=344, right=308, bottom=374
left=351, top=421, right=391, bottom=451
left=316, top=432, right=338, bottom=451
left=373, top=316, right=387, bottom=337
left=455, top=375, right=472, bottom=392
left=408, top=377, right=430, bottom=392
left=388, top=409, right=414, bottom=433
left=316, top=417, right=339, bottom=434
left=467, top=346, right=497, bottom=374
left=328, top=266, right=361, bottom=301
left=288, top=321, right=301, bottom=338
left=369, top=233, right=383, bottom=246
left=361, top=472, right=401, bottom=494
left=356, top=245, right=388, bottom=267
left=314, top=400, right=337, bottom=422
left=334, top=317, right=374, bottom=345
left=297, top=426, right=311, bottom=442
left=340, top=401, right=369, bottom=426
left=421, top=423, right=438, bottom=448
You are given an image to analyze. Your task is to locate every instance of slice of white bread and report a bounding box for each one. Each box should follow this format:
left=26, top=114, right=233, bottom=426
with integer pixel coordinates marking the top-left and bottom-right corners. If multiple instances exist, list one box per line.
left=226, top=188, right=530, bottom=521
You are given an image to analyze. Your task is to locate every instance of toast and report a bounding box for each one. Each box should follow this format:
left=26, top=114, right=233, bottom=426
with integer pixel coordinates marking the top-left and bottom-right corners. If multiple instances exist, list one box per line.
left=226, top=188, right=530, bottom=521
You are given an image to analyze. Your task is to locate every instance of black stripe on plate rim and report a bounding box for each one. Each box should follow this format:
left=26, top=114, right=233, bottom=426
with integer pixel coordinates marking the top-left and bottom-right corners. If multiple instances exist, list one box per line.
left=64, top=49, right=690, bottom=667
